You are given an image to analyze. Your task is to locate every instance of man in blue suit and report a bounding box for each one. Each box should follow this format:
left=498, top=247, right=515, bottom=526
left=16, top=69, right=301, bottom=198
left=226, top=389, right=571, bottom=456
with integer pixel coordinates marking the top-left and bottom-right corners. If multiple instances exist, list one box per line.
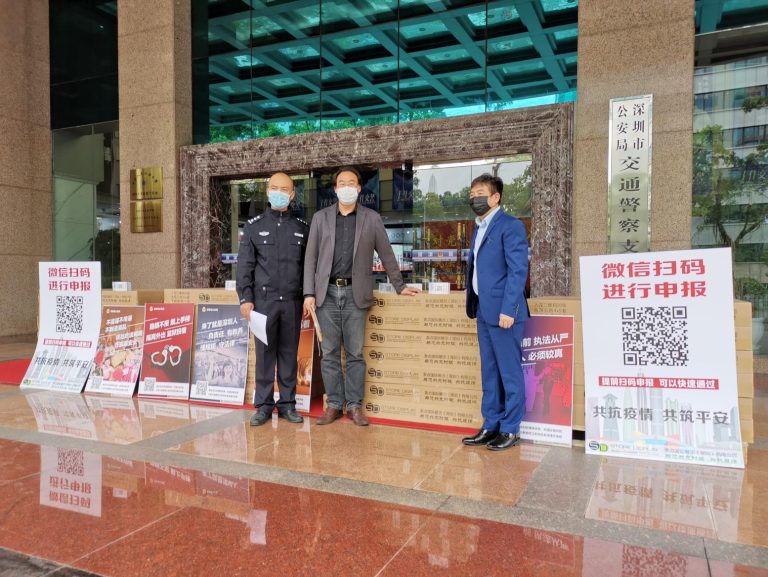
left=463, top=173, right=529, bottom=451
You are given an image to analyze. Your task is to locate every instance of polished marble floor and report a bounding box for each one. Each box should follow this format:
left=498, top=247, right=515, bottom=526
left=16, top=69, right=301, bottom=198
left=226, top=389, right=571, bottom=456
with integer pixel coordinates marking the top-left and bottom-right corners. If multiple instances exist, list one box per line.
left=0, top=346, right=766, bottom=576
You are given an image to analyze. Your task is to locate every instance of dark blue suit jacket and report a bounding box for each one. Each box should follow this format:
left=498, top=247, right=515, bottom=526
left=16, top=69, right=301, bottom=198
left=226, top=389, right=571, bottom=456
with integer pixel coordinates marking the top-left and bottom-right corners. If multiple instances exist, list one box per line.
left=465, top=210, right=529, bottom=325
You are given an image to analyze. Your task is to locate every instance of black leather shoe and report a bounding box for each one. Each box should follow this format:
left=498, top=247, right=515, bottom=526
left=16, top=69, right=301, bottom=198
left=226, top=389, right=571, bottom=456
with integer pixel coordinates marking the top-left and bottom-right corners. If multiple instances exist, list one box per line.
left=278, top=408, right=304, bottom=424
left=249, top=410, right=272, bottom=426
left=487, top=432, right=521, bottom=451
left=462, top=429, right=499, bottom=446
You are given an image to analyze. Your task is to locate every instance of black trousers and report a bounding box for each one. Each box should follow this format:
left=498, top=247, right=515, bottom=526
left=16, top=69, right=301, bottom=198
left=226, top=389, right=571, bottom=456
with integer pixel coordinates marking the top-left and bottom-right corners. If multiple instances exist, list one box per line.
left=253, top=299, right=303, bottom=411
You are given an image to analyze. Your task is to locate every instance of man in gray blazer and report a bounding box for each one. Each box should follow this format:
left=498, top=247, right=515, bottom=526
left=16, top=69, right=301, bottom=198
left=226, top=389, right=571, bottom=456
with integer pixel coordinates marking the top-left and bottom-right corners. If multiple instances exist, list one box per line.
left=303, top=167, right=420, bottom=426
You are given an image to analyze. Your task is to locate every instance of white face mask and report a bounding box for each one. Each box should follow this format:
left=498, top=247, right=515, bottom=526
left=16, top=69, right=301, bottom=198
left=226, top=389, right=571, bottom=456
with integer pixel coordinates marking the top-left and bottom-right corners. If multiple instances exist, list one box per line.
left=336, top=186, right=359, bottom=205
left=267, top=190, right=291, bottom=210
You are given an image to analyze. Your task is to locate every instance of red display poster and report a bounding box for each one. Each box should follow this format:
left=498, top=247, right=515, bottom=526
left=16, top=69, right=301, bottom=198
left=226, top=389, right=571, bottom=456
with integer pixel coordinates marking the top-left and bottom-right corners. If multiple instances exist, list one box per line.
left=520, top=315, right=575, bottom=447
left=138, top=303, right=195, bottom=400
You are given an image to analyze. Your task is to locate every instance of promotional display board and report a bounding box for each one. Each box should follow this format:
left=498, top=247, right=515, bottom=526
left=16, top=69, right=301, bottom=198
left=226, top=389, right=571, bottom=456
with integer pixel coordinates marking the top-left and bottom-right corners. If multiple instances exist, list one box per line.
left=248, top=317, right=319, bottom=412
left=190, top=304, right=249, bottom=405
left=580, top=248, right=744, bottom=468
left=277, top=318, right=318, bottom=411
left=85, top=306, right=145, bottom=397
left=520, top=315, right=575, bottom=447
left=22, top=262, right=102, bottom=392
left=138, top=304, right=195, bottom=400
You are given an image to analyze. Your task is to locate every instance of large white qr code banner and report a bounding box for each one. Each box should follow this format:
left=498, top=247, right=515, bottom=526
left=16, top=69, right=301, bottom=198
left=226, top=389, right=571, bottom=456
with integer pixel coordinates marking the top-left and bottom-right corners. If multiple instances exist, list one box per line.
left=580, top=248, right=743, bottom=468
left=21, top=262, right=101, bottom=393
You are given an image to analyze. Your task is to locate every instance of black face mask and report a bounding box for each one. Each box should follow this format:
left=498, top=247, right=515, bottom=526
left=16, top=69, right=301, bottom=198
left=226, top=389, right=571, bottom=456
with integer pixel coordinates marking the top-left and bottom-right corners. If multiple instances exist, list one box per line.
left=469, top=196, right=493, bottom=216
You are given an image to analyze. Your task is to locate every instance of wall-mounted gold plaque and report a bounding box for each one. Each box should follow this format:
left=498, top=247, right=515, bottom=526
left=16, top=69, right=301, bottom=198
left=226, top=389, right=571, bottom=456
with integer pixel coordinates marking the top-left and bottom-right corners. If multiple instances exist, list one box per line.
left=130, top=200, right=163, bottom=233
left=130, top=167, right=164, bottom=200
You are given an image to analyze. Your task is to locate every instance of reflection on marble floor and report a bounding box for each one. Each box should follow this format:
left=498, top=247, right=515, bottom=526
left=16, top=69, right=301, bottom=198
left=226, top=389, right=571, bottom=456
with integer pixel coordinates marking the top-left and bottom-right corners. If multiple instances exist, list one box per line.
left=0, top=438, right=760, bottom=577
left=585, top=455, right=768, bottom=546
left=171, top=418, right=548, bottom=503
left=0, top=345, right=767, bottom=574
left=0, top=391, right=232, bottom=444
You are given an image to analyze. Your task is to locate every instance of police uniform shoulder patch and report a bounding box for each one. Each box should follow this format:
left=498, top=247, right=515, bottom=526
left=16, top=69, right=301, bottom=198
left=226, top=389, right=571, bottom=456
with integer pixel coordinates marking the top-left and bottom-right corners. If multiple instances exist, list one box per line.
left=247, top=215, right=263, bottom=224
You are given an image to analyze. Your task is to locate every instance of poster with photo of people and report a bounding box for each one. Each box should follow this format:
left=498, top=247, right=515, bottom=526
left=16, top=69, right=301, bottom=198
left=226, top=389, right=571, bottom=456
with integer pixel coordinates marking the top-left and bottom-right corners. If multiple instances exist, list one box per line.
left=85, top=306, right=145, bottom=397
left=190, top=304, right=249, bottom=405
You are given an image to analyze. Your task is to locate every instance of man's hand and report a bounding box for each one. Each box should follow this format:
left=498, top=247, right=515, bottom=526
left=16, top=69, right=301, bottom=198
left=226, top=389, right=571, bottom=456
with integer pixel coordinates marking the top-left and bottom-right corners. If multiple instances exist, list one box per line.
left=303, top=297, right=316, bottom=318
left=399, top=287, right=421, bottom=296
left=240, top=302, right=254, bottom=321
left=499, top=313, right=515, bottom=329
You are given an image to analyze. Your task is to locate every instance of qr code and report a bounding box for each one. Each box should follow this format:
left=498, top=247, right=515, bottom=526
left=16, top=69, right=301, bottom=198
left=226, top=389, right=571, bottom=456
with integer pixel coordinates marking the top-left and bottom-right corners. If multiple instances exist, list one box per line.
left=195, top=381, right=209, bottom=397
left=143, top=377, right=156, bottom=393
left=56, top=295, right=84, bottom=333
left=622, top=306, right=689, bottom=366
left=56, top=448, right=84, bottom=476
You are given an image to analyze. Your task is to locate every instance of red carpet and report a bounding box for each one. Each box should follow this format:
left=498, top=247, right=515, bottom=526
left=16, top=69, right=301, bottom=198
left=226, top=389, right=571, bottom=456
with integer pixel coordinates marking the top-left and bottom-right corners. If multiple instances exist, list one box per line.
left=0, top=359, right=29, bottom=385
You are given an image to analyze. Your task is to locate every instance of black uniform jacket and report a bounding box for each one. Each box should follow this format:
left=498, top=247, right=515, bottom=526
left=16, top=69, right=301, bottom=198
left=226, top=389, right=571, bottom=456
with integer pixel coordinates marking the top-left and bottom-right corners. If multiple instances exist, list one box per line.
left=236, top=208, right=309, bottom=304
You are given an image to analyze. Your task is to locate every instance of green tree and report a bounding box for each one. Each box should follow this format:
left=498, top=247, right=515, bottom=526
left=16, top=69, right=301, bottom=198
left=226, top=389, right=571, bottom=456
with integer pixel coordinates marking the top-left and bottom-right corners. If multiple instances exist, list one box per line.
left=693, top=125, right=768, bottom=257
left=693, top=124, right=768, bottom=311
left=207, top=110, right=448, bottom=144
left=501, top=165, right=532, bottom=217
left=743, top=96, right=768, bottom=113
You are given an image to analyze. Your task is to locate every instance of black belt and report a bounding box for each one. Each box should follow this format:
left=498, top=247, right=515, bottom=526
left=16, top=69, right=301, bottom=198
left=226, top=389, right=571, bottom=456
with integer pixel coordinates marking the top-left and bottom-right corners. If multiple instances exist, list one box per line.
left=331, top=278, right=352, bottom=287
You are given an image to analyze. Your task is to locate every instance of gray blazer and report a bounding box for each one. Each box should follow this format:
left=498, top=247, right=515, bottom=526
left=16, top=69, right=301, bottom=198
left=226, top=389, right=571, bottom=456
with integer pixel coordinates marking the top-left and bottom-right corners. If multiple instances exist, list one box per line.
left=303, top=203, right=405, bottom=308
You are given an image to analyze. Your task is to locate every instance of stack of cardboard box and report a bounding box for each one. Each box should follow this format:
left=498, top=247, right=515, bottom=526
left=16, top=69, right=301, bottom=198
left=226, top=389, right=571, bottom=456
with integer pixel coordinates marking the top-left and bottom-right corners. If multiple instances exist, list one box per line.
left=362, top=292, right=484, bottom=428
left=735, top=301, right=755, bottom=449
left=101, top=290, right=164, bottom=306
left=163, top=288, right=240, bottom=306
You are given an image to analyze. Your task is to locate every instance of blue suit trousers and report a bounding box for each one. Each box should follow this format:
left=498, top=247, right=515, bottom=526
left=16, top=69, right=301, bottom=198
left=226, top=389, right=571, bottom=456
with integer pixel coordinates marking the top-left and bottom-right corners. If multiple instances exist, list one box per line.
left=476, top=306, right=526, bottom=434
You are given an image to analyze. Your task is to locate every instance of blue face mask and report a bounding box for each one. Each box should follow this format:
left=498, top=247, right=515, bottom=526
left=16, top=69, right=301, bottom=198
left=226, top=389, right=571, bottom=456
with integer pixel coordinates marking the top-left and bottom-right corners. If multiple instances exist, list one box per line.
left=268, top=190, right=291, bottom=209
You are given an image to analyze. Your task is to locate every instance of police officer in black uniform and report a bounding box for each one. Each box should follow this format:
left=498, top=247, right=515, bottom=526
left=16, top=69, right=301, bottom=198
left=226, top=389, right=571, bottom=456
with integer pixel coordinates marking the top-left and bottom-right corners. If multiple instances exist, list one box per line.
left=237, top=172, right=309, bottom=426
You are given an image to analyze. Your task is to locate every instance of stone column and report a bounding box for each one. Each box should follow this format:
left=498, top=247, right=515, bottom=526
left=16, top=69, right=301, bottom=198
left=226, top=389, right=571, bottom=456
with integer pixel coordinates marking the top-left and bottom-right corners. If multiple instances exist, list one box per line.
left=118, top=0, right=192, bottom=289
left=0, top=0, right=51, bottom=336
left=572, top=0, right=695, bottom=293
